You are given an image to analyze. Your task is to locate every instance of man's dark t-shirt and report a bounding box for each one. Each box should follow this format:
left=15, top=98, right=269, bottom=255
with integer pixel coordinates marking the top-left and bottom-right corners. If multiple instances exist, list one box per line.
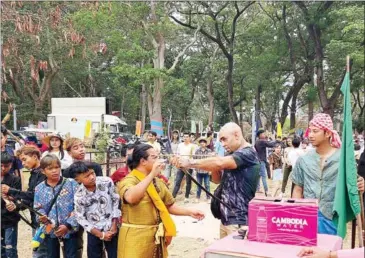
left=62, top=161, right=103, bottom=179
left=220, top=147, right=260, bottom=226
left=254, top=140, right=277, bottom=162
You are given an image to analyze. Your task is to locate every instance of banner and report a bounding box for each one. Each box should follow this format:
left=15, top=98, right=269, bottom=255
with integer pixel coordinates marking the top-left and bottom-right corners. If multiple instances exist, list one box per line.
left=151, top=119, right=163, bottom=137
left=84, top=120, right=92, bottom=138
left=135, top=121, right=142, bottom=137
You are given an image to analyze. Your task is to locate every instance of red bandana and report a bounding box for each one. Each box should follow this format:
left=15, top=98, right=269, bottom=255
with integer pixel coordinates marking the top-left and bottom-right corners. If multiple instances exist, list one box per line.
left=309, top=113, right=342, bottom=148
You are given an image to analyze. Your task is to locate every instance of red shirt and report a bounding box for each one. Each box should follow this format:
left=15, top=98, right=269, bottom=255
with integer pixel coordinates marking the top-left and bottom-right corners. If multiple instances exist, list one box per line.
left=110, top=166, right=129, bottom=184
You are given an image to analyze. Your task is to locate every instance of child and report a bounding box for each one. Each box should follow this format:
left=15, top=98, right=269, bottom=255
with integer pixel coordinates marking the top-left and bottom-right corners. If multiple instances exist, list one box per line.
left=1, top=151, right=21, bottom=258
left=34, top=154, right=79, bottom=258
left=1, top=129, right=23, bottom=177
left=110, top=144, right=134, bottom=184
left=268, top=144, right=283, bottom=197
left=72, top=161, right=120, bottom=258
left=194, top=138, right=212, bottom=203
left=1, top=145, right=48, bottom=257
left=41, top=134, right=73, bottom=170
left=63, top=138, right=103, bottom=178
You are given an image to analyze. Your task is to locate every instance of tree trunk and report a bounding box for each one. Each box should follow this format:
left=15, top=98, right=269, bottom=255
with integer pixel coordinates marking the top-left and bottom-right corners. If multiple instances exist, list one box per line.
left=308, top=100, right=314, bottom=124
left=141, top=84, right=147, bottom=133
left=207, top=77, right=214, bottom=126
left=294, top=2, right=336, bottom=117
left=33, top=101, right=43, bottom=123
left=290, top=90, right=298, bottom=130
left=7, top=70, right=24, bottom=101
left=226, top=57, right=238, bottom=124
left=149, top=77, right=163, bottom=134
left=255, top=83, right=262, bottom=129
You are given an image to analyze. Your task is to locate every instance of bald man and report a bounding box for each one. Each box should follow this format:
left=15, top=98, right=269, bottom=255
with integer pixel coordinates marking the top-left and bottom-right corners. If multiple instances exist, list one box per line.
left=175, top=122, right=261, bottom=238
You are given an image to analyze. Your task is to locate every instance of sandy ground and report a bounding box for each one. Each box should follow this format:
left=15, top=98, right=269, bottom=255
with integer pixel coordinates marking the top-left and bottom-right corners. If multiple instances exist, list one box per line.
left=15, top=172, right=358, bottom=257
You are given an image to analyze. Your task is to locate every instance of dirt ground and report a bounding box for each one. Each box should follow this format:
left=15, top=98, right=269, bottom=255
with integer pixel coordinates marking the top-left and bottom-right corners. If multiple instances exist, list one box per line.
left=16, top=172, right=358, bottom=257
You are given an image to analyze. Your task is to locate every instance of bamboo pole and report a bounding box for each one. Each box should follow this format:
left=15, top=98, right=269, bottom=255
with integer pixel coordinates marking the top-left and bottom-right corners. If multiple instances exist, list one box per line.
left=347, top=54, right=365, bottom=247
left=359, top=192, right=365, bottom=247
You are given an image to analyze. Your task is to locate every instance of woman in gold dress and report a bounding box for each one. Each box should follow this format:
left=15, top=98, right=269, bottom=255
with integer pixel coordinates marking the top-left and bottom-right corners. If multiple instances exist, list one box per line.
left=117, top=144, right=204, bottom=258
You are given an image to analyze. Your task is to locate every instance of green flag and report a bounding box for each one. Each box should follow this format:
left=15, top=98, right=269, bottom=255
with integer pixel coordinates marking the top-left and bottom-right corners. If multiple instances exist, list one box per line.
left=332, top=70, right=361, bottom=238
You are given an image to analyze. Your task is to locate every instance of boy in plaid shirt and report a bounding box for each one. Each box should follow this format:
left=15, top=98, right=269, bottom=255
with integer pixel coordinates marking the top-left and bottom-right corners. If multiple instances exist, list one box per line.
left=194, top=138, right=213, bottom=203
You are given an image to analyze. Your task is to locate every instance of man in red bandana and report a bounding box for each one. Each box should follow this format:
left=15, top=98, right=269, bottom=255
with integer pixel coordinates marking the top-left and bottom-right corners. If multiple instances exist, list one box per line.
left=291, top=113, right=364, bottom=236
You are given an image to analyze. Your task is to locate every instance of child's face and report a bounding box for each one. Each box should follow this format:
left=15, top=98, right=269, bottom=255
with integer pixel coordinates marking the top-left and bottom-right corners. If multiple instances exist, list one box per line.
left=76, top=170, right=96, bottom=188
left=43, top=162, right=61, bottom=181
left=50, top=137, right=61, bottom=149
left=20, top=154, right=39, bottom=169
left=1, top=162, right=12, bottom=176
left=69, top=141, right=86, bottom=160
left=274, top=146, right=281, bottom=153
left=173, top=133, right=178, bottom=139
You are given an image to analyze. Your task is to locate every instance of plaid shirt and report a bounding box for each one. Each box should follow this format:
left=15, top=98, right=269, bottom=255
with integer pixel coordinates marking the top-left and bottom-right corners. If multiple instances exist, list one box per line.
left=194, top=147, right=212, bottom=174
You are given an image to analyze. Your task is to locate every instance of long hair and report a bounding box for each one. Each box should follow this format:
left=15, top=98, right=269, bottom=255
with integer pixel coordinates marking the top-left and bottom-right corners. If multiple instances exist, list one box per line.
left=48, top=136, right=65, bottom=160
left=128, top=144, right=153, bottom=170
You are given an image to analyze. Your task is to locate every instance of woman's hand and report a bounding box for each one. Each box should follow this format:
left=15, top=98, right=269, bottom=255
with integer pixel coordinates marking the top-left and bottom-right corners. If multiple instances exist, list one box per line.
left=297, top=247, right=333, bottom=258
left=189, top=209, right=205, bottom=220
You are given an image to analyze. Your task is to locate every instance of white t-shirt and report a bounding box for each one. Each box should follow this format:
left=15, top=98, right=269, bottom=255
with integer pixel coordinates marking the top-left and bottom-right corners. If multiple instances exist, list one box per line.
left=287, top=148, right=305, bottom=168
left=176, top=143, right=197, bottom=161
left=41, top=150, right=73, bottom=170
left=147, top=141, right=161, bottom=154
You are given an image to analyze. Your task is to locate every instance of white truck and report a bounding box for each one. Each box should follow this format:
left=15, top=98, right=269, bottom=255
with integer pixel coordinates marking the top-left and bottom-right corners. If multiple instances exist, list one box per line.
left=47, top=97, right=128, bottom=137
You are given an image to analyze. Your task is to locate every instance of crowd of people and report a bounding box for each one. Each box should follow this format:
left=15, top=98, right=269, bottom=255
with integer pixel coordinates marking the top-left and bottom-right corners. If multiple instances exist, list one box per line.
left=1, top=112, right=365, bottom=258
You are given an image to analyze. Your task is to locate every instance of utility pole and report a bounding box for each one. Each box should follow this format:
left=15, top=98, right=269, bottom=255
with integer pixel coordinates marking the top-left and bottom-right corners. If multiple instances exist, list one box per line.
left=251, top=99, right=256, bottom=145
left=13, top=104, right=17, bottom=131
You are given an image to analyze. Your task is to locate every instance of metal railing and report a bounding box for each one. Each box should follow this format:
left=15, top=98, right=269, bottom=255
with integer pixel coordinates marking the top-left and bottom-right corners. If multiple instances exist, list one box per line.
left=85, top=150, right=125, bottom=176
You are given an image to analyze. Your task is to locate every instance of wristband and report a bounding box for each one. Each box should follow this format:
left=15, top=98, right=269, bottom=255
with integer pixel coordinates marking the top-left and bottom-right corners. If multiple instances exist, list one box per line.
left=100, top=232, right=105, bottom=240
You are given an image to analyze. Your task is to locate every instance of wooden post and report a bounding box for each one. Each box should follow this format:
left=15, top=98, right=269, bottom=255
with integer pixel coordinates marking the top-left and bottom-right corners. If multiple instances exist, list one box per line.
left=352, top=219, right=356, bottom=248
left=359, top=193, right=365, bottom=247
left=106, top=150, right=111, bottom=177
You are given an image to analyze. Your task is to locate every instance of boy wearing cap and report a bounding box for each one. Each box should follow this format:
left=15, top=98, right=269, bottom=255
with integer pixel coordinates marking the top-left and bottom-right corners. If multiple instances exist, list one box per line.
left=194, top=138, right=212, bottom=203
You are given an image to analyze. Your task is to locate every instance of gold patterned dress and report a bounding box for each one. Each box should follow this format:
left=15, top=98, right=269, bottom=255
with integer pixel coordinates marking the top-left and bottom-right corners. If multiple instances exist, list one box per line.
left=117, top=174, right=175, bottom=258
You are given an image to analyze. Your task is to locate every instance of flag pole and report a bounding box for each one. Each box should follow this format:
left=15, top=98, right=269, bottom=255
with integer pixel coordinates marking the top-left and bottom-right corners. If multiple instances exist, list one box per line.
left=349, top=54, right=357, bottom=248
left=348, top=54, right=365, bottom=248
left=359, top=193, right=365, bottom=247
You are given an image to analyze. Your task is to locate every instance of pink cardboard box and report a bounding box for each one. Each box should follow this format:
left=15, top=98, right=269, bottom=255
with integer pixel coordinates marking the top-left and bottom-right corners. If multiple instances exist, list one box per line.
left=248, top=197, right=318, bottom=246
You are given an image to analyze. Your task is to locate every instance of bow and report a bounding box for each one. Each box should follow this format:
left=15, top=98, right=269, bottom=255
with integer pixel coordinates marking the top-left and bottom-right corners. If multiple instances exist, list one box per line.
left=164, top=113, right=231, bottom=210
left=165, top=109, right=173, bottom=155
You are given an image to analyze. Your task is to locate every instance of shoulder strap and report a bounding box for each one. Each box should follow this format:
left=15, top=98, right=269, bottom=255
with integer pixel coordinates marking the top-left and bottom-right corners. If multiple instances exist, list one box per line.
left=46, top=178, right=67, bottom=216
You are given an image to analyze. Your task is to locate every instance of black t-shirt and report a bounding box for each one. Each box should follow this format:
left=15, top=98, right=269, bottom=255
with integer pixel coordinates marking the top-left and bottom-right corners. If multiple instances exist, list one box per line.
left=220, top=147, right=260, bottom=226
left=62, top=161, right=103, bottom=179
left=254, top=140, right=277, bottom=161
left=1, top=173, right=21, bottom=229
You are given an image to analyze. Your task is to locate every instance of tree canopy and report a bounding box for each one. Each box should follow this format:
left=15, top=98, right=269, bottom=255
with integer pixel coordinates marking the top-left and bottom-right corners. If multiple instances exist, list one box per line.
left=1, top=1, right=364, bottom=133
